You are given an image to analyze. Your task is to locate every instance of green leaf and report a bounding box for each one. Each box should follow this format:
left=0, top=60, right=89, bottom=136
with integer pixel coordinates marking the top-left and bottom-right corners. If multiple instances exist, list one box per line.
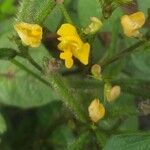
left=37, top=101, right=63, bottom=128
left=16, top=0, right=55, bottom=24
left=0, top=30, right=58, bottom=108
left=44, top=5, right=62, bottom=32
left=118, top=116, right=138, bottom=131
left=103, top=133, right=150, bottom=150
left=0, top=113, right=7, bottom=135
left=16, top=0, right=31, bottom=22
left=131, top=49, right=150, bottom=80
left=0, top=48, right=17, bottom=60
left=0, top=60, right=57, bottom=108
left=77, top=0, right=101, bottom=27
left=105, top=93, right=137, bottom=119
left=0, top=0, right=15, bottom=15
left=95, top=129, right=108, bottom=148
left=68, top=132, right=91, bottom=150
left=48, top=125, right=75, bottom=150
left=138, top=0, right=150, bottom=16
left=34, top=0, right=55, bottom=23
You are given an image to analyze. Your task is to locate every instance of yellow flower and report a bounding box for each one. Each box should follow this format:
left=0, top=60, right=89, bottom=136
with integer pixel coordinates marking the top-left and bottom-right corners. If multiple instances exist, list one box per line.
left=105, top=84, right=121, bottom=102
left=57, top=23, right=90, bottom=69
left=14, top=22, right=43, bottom=47
left=88, top=99, right=105, bottom=123
left=121, top=11, right=145, bottom=37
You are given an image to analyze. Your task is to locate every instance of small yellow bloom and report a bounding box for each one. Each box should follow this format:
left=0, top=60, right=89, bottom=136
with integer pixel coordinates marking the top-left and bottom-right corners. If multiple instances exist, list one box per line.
left=105, top=85, right=121, bottom=102
left=57, top=23, right=90, bottom=69
left=14, top=22, right=43, bottom=47
left=88, top=99, right=105, bottom=123
left=121, top=11, right=145, bottom=37
left=84, top=17, right=103, bottom=35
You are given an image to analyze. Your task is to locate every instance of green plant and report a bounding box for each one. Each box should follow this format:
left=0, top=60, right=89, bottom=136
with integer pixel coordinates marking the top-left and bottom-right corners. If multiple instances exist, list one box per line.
left=0, top=0, right=150, bottom=149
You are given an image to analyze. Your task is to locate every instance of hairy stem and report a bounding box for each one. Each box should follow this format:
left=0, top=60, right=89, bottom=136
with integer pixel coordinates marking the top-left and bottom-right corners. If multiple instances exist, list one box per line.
left=59, top=3, right=73, bottom=24
left=100, top=40, right=146, bottom=68
left=35, top=0, right=56, bottom=24
left=11, top=59, right=51, bottom=87
left=17, top=52, right=87, bottom=123
left=47, top=73, right=87, bottom=123
left=26, top=54, right=43, bottom=72
left=17, top=0, right=31, bottom=21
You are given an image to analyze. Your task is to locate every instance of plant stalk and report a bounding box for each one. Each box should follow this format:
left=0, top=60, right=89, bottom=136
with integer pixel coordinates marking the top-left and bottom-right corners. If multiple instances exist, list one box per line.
left=11, top=59, right=51, bottom=87
left=100, top=40, right=147, bottom=68
left=59, top=3, right=73, bottom=24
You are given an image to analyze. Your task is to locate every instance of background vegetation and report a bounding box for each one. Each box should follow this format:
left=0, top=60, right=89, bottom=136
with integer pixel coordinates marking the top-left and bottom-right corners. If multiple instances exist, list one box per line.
left=0, top=0, right=150, bottom=149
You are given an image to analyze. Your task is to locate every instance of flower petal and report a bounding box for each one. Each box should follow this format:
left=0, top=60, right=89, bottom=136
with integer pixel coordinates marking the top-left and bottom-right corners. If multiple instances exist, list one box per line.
left=57, top=23, right=91, bottom=68
left=60, top=50, right=73, bottom=59
left=65, top=58, right=74, bottom=69
left=121, top=12, right=145, bottom=37
left=129, top=11, right=145, bottom=28
left=14, top=22, right=42, bottom=47
left=57, top=23, right=79, bottom=37
left=75, top=43, right=90, bottom=65
left=88, top=99, right=105, bottom=123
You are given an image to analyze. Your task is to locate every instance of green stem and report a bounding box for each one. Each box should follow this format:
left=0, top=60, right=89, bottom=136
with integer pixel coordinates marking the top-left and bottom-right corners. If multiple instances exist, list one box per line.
left=11, top=59, right=51, bottom=87
left=94, top=129, right=108, bottom=148
left=47, top=73, right=87, bottom=123
left=17, top=0, right=31, bottom=21
left=59, top=3, right=73, bottom=24
left=26, top=54, right=43, bottom=72
left=34, top=0, right=56, bottom=24
left=17, top=52, right=87, bottom=123
left=100, top=40, right=146, bottom=68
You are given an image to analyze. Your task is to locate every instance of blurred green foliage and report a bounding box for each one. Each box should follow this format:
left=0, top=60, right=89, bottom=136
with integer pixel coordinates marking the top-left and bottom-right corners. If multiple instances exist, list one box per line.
left=0, top=0, right=16, bottom=20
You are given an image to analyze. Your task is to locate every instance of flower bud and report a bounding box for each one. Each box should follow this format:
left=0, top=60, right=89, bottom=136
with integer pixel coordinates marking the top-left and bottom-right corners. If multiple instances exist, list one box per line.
left=105, top=85, right=121, bottom=102
left=88, top=99, right=105, bottom=123
left=121, top=11, right=145, bottom=37
left=14, top=22, right=43, bottom=47
left=91, top=64, right=102, bottom=79
left=84, top=17, right=103, bottom=35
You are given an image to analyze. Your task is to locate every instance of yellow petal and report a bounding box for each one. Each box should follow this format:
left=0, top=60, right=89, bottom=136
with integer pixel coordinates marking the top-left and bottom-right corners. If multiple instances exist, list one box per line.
left=60, top=50, right=73, bottom=59
left=57, top=23, right=79, bottom=37
left=121, top=15, right=136, bottom=37
left=57, top=23, right=91, bottom=68
left=106, top=85, right=121, bottom=102
left=14, top=22, right=42, bottom=47
left=129, top=11, right=145, bottom=27
left=88, top=99, right=105, bottom=123
left=58, top=41, right=67, bottom=51
left=65, top=58, right=74, bottom=69
left=73, top=43, right=90, bottom=65
left=121, top=11, right=145, bottom=37
left=60, top=50, right=74, bottom=68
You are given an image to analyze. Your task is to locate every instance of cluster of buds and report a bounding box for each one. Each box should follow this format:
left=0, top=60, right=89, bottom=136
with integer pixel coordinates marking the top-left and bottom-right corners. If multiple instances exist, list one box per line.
left=88, top=83, right=121, bottom=123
